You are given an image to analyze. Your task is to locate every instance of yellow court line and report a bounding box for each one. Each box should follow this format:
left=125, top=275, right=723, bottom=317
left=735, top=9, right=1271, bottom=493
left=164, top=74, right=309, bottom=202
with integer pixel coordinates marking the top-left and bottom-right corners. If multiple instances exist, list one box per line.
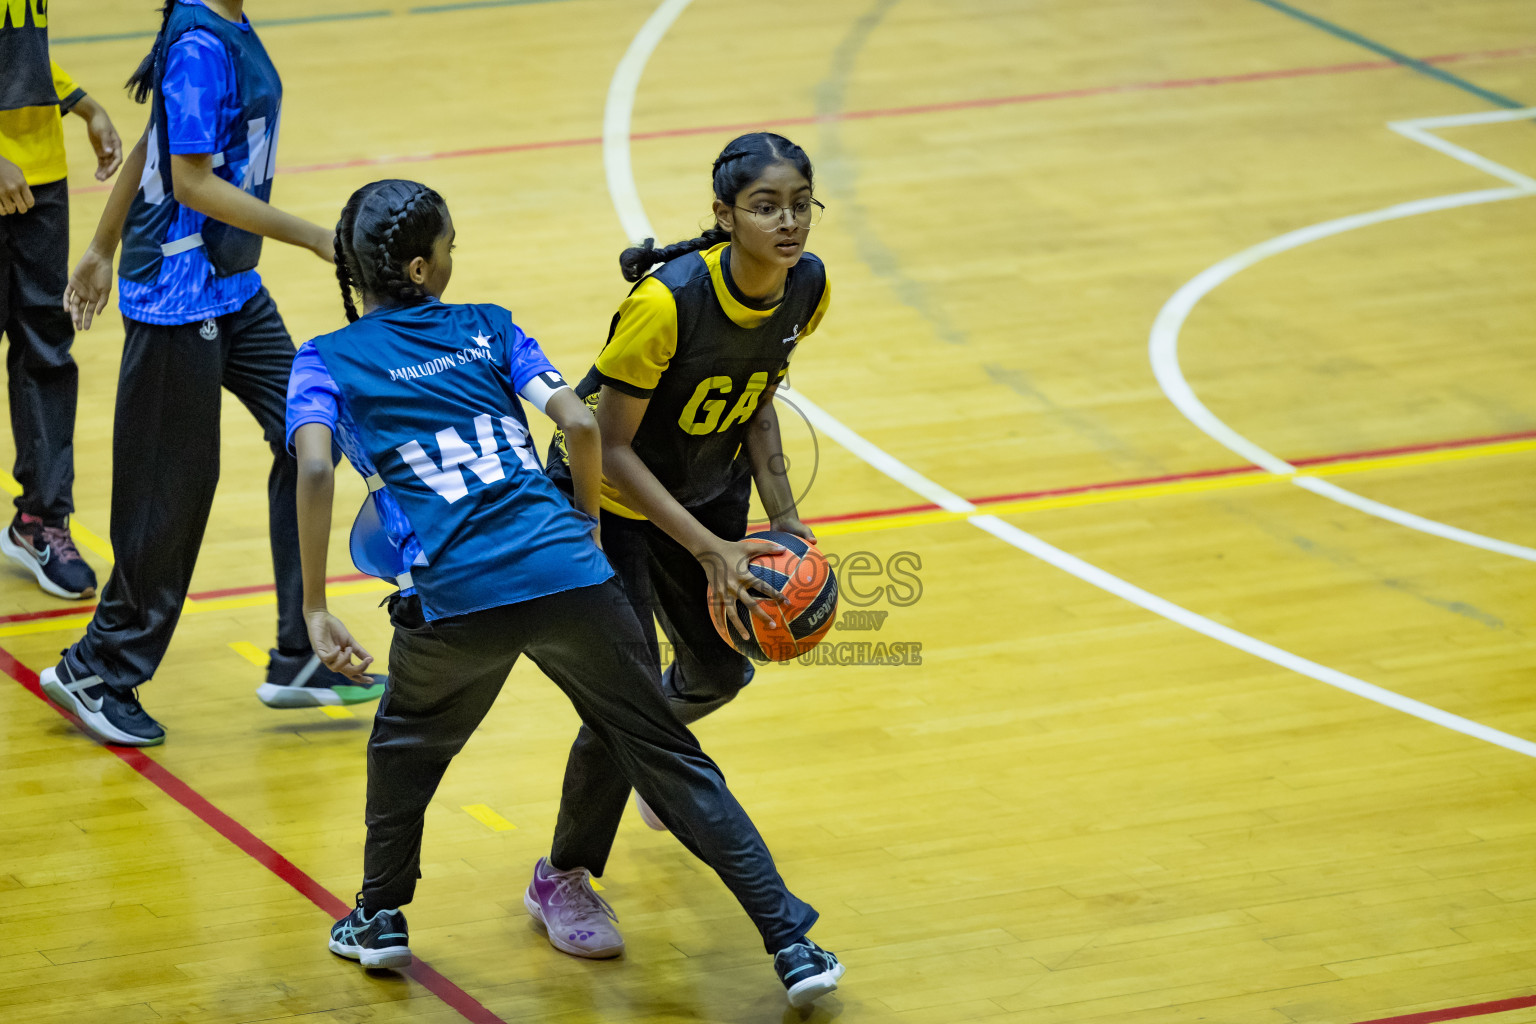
left=2, top=434, right=1531, bottom=635
left=0, top=578, right=393, bottom=639
left=816, top=469, right=1288, bottom=537
left=227, top=641, right=271, bottom=668
left=816, top=436, right=1536, bottom=537
left=462, top=804, right=517, bottom=832
left=1292, top=437, right=1536, bottom=478
left=0, top=470, right=116, bottom=563
left=321, top=706, right=356, bottom=720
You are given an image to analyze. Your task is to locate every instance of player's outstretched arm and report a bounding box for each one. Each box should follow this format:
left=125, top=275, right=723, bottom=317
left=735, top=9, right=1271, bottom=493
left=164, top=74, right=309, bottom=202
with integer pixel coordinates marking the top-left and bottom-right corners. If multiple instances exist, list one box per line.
left=294, top=422, right=373, bottom=680
left=170, top=153, right=334, bottom=262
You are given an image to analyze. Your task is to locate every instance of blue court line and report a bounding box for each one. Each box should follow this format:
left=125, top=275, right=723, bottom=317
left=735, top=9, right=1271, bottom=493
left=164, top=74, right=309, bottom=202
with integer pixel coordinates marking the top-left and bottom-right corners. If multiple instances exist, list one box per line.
left=51, top=0, right=571, bottom=45
left=1249, top=0, right=1523, bottom=108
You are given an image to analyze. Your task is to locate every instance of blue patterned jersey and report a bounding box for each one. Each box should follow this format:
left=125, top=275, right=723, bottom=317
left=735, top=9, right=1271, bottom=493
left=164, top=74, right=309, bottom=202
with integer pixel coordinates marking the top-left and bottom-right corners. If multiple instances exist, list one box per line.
left=286, top=302, right=606, bottom=619
left=287, top=342, right=425, bottom=590
left=119, top=1, right=275, bottom=325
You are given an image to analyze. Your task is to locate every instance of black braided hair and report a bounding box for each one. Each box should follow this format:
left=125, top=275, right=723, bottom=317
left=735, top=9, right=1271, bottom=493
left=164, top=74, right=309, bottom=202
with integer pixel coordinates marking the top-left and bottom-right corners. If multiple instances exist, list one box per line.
left=332, top=180, right=449, bottom=320
left=334, top=234, right=360, bottom=323
left=125, top=2, right=176, bottom=103
left=618, top=132, right=814, bottom=282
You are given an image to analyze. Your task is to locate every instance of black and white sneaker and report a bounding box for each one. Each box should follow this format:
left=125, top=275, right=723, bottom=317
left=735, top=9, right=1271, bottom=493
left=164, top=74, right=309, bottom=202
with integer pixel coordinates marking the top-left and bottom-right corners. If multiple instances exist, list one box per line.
left=329, top=900, right=411, bottom=969
left=40, top=656, right=164, bottom=747
left=1, top=512, right=97, bottom=599
left=774, top=940, right=845, bottom=1008
left=256, top=649, right=385, bottom=708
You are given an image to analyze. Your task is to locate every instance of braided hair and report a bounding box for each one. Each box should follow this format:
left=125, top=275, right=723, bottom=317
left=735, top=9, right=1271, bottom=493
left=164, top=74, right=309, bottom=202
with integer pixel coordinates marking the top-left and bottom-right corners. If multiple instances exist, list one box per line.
left=333, top=180, right=450, bottom=322
left=618, top=132, right=814, bottom=282
left=125, top=2, right=176, bottom=103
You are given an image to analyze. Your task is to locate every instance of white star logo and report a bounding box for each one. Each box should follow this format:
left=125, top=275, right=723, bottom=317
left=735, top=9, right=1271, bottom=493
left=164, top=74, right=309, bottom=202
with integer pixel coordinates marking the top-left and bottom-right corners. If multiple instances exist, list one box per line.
left=470, top=332, right=492, bottom=349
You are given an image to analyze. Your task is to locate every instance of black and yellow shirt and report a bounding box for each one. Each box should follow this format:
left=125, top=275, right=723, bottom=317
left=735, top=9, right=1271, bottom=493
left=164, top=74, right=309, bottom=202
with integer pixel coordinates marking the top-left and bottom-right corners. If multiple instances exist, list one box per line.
left=1, top=0, right=84, bottom=187
left=550, top=242, right=830, bottom=518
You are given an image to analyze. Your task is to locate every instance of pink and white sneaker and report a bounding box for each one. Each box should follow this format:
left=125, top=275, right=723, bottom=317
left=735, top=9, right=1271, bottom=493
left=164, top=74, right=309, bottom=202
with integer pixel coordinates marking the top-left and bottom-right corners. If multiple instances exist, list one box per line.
left=523, top=857, right=624, bottom=959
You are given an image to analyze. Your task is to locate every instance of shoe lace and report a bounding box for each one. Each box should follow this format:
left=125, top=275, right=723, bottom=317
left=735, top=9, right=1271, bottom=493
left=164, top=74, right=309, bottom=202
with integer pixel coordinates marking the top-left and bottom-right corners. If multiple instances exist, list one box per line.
left=40, top=525, right=84, bottom=564
left=552, top=871, right=618, bottom=928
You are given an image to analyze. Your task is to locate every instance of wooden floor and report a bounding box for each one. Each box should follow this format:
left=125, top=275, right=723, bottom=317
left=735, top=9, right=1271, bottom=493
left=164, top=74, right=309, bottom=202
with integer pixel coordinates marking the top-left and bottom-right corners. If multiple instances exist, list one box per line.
left=5, top=1, right=1536, bottom=1021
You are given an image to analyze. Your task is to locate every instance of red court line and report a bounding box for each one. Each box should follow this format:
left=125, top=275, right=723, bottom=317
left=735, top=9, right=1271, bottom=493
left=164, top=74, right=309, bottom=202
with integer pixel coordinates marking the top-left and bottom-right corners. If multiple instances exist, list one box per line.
left=69, top=44, right=1536, bottom=194
left=0, top=644, right=507, bottom=1024
left=1288, top=428, right=1536, bottom=468
left=1351, top=993, right=1536, bottom=1024
left=5, top=429, right=1534, bottom=627
left=803, top=427, right=1536, bottom=526
left=0, top=571, right=375, bottom=625
left=3, top=581, right=1531, bottom=1024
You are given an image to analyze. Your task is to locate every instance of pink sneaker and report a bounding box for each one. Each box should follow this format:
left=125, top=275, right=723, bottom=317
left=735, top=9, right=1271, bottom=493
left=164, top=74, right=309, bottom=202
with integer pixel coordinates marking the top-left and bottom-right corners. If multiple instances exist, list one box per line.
left=523, top=857, right=624, bottom=959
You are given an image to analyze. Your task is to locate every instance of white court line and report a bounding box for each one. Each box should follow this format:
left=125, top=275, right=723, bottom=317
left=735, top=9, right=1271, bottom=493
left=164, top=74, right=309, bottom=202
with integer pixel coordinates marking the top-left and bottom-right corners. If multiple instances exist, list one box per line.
left=603, top=2, right=1536, bottom=759
left=1150, top=107, right=1536, bottom=562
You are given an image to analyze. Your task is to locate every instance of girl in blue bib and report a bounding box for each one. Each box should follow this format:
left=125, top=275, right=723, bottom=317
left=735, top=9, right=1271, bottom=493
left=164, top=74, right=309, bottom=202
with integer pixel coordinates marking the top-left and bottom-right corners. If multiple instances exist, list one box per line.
left=290, top=179, right=843, bottom=1009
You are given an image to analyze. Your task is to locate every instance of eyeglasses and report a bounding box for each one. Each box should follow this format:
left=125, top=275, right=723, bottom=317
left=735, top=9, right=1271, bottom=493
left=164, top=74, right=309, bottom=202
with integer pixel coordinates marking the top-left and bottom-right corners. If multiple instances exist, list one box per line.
left=732, top=197, right=825, bottom=231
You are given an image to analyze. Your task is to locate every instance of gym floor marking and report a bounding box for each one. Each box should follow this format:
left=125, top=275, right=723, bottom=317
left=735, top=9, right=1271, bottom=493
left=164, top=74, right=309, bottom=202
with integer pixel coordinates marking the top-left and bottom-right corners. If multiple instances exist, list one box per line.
left=227, top=640, right=271, bottom=668
left=50, top=0, right=580, bottom=46
left=0, top=644, right=508, bottom=1024
left=63, top=47, right=1536, bottom=196
left=3, top=427, right=1530, bottom=636
left=16, top=5, right=1532, bottom=1022
left=1152, top=105, right=1536, bottom=562
left=461, top=804, right=517, bottom=831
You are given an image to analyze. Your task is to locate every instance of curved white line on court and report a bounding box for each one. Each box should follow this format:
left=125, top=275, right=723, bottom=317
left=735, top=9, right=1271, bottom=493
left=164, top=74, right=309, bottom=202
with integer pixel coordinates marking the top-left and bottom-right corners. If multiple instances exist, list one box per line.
left=1150, top=186, right=1536, bottom=562
left=603, top=3, right=1536, bottom=760
left=604, top=0, right=696, bottom=245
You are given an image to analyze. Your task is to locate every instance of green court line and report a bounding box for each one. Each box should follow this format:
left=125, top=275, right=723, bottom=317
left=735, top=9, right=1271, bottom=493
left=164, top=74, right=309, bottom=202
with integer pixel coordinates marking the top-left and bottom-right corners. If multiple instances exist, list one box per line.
left=1249, top=0, right=1523, bottom=108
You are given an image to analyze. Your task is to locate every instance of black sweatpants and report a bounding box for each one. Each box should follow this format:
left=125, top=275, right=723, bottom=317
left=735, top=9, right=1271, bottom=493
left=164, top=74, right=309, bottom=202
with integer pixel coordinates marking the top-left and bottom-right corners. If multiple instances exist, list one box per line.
left=0, top=180, right=78, bottom=522
left=549, top=476, right=757, bottom=876
left=362, top=582, right=816, bottom=954
left=66, top=288, right=307, bottom=691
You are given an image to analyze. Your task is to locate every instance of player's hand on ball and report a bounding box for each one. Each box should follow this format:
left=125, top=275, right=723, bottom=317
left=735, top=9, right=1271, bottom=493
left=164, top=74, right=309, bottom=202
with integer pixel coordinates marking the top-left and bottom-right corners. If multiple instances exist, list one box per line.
left=305, top=609, right=374, bottom=681
left=769, top=515, right=817, bottom=545
left=698, top=537, right=789, bottom=639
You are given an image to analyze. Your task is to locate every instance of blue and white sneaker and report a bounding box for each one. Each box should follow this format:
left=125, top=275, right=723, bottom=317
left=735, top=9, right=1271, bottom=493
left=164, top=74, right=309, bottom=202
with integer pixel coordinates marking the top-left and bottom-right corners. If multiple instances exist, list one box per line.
left=329, top=901, right=411, bottom=969
left=774, top=940, right=844, bottom=1008
left=40, top=656, right=164, bottom=747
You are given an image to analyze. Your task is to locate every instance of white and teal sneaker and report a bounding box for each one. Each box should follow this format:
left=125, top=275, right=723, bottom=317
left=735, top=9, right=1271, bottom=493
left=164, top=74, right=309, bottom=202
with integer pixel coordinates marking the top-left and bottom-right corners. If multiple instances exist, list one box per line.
left=329, top=901, right=411, bottom=969
left=774, top=940, right=844, bottom=1008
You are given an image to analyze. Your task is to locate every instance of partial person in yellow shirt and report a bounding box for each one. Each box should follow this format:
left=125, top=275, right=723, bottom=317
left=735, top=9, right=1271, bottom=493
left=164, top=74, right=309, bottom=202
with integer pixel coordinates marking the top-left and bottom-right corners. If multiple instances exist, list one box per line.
left=0, top=0, right=124, bottom=600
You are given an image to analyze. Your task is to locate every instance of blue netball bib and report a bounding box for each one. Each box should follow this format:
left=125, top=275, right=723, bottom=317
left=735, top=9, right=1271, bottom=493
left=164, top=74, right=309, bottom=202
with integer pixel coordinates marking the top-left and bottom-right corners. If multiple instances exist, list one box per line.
left=310, top=301, right=611, bottom=621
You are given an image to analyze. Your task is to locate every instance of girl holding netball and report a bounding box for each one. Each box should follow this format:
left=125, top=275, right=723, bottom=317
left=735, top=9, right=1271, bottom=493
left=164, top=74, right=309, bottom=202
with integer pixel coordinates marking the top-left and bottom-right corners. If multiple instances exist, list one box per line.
left=292, top=179, right=843, bottom=1009
left=545, top=131, right=828, bottom=832
left=41, top=0, right=383, bottom=748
